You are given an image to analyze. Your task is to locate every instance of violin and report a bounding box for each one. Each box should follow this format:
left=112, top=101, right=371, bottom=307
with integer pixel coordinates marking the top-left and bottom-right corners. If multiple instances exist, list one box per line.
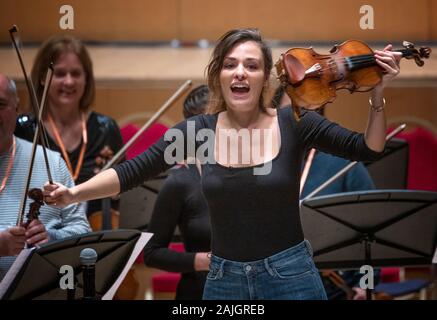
left=275, top=40, right=431, bottom=118
left=22, top=188, right=44, bottom=228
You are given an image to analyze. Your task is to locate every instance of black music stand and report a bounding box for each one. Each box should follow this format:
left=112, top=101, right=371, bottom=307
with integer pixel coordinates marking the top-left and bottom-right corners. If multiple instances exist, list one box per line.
left=300, top=190, right=437, bottom=299
left=0, top=229, right=150, bottom=300
left=365, top=138, right=409, bottom=189
left=119, top=171, right=168, bottom=230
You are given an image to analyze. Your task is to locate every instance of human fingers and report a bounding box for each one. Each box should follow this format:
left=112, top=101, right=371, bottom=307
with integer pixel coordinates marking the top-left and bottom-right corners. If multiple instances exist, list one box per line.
left=375, top=59, right=398, bottom=76
left=26, top=230, right=49, bottom=246
left=25, top=223, right=48, bottom=246
left=8, top=226, right=26, bottom=236
left=25, top=220, right=45, bottom=237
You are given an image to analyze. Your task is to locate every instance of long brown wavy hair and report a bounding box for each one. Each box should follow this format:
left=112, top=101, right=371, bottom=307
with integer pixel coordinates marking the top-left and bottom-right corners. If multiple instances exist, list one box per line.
left=206, top=28, right=273, bottom=114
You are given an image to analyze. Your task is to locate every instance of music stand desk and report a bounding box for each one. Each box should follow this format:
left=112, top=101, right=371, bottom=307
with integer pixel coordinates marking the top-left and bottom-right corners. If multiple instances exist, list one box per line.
left=0, top=229, right=152, bottom=300
left=300, top=190, right=437, bottom=270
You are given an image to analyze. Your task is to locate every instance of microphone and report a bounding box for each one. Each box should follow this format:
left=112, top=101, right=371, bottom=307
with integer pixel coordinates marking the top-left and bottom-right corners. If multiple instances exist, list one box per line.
left=80, top=248, right=98, bottom=300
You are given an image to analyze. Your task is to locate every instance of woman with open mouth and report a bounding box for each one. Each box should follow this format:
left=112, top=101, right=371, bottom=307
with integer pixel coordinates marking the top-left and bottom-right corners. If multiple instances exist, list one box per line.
left=43, top=28, right=400, bottom=300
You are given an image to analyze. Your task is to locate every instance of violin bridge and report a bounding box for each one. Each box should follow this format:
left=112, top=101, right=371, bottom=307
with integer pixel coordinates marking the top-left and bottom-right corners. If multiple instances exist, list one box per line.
left=305, top=63, right=322, bottom=77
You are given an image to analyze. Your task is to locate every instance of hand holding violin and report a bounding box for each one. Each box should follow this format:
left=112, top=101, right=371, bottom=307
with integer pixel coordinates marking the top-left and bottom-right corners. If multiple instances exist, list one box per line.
left=0, top=227, right=26, bottom=256
left=24, top=219, right=49, bottom=246
left=372, top=44, right=402, bottom=93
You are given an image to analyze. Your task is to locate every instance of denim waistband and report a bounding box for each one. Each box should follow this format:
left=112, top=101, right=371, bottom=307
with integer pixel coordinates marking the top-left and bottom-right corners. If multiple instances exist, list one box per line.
left=210, top=240, right=313, bottom=275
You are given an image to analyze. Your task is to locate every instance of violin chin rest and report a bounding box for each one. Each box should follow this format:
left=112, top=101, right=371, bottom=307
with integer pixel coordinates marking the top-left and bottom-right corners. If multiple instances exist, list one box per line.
left=284, top=54, right=306, bottom=85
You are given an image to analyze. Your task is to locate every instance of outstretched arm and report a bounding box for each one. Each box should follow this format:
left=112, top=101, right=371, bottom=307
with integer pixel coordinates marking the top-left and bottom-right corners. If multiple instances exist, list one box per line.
left=44, top=168, right=120, bottom=208
left=44, top=115, right=209, bottom=208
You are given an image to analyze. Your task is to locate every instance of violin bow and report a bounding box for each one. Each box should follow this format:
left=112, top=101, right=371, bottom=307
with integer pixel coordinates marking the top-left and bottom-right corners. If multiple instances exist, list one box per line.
left=9, top=25, right=53, bottom=183
left=16, top=66, right=54, bottom=226
left=102, top=79, right=193, bottom=170
left=302, top=123, right=406, bottom=201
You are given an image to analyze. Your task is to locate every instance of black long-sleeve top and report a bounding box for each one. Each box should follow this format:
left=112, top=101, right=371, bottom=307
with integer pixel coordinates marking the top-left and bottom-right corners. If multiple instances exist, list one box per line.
left=143, top=164, right=211, bottom=272
left=114, top=106, right=382, bottom=262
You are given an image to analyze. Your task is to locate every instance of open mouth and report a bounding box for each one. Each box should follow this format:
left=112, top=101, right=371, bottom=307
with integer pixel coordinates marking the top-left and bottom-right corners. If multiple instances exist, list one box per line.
left=230, top=82, right=250, bottom=95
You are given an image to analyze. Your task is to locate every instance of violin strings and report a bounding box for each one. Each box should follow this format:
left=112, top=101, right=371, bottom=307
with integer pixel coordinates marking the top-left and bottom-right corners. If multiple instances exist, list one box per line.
left=314, top=55, right=376, bottom=74
left=312, top=48, right=408, bottom=74
left=287, top=48, right=409, bottom=80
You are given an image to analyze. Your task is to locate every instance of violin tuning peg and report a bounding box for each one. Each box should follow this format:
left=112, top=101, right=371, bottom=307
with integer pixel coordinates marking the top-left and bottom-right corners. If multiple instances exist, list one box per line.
left=329, top=44, right=339, bottom=54
left=100, top=145, right=113, bottom=158
left=419, top=47, right=431, bottom=59
left=414, top=57, right=425, bottom=67
left=402, top=41, right=414, bottom=49
left=28, top=188, right=43, bottom=201
left=95, top=156, right=104, bottom=166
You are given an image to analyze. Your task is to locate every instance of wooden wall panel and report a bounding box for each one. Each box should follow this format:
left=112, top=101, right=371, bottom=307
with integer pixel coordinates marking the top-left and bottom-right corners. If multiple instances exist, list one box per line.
left=325, top=88, right=437, bottom=133
left=0, top=0, right=434, bottom=43
left=73, top=1, right=179, bottom=41
left=431, top=0, right=437, bottom=40
left=180, top=0, right=430, bottom=42
left=0, top=0, right=179, bottom=42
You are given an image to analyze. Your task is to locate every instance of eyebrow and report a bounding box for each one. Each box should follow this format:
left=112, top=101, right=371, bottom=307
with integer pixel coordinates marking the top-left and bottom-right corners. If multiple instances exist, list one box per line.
left=53, top=66, right=83, bottom=71
left=224, top=57, right=261, bottom=62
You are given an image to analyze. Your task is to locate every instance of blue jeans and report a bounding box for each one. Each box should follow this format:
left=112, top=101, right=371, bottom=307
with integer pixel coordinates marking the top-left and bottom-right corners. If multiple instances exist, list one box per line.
left=203, top=240, right=327, bottom=300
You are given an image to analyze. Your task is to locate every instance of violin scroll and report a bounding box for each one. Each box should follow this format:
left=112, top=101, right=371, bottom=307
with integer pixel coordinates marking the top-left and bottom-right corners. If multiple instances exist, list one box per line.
left=94, top=145, right=115, bottom=174
left=24, top=188, right=44, bottom=227
left=401, top=41, right=432, bottom=67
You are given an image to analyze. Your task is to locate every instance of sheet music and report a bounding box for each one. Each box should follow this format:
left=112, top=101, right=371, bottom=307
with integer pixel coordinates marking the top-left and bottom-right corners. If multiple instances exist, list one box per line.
left=102, top=232, right=153, bottom=300
left=0, top=247, right=35, bottom=299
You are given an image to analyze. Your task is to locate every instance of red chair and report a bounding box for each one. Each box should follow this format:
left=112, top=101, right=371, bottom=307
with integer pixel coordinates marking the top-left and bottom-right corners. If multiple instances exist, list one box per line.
left=120, top=122, right=169, bottom=160
left=391, top=127, right=437, bottom=191
left=380, top=267, right=401, bottom=283
left=120, top=122, right=169, bottom=264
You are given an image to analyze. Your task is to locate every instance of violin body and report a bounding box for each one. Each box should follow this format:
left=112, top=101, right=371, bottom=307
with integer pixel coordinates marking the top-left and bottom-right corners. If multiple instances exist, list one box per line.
left=276, top=39, right=431, bottom=114
left=277, top=40, right=382, bottom=109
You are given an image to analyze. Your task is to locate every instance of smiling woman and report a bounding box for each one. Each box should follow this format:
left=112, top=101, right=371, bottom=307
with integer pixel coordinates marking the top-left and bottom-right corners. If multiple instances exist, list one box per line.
left=207, top=29, right=272, bottom=115
left=220, top=41, right=266, bottom=114
left=14, top=34, right=123, bottom=218
left=42, top=28, right=399, bottom=300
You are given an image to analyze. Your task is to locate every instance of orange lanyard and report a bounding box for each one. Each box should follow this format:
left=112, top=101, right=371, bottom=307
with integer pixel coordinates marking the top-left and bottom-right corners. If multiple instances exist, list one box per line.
left=0, top=137, right=16, bottom=194
left=300, top=148, right=316, bottom=195
left=47, top=113, right=87, bottom=181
